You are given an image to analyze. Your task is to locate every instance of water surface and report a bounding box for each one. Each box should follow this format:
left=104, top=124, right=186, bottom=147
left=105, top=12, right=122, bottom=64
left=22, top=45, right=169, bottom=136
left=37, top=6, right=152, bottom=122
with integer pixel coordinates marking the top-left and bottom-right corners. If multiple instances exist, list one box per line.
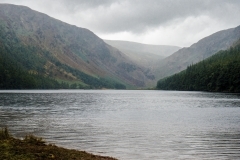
left=0, top=90, right=240, bottom=159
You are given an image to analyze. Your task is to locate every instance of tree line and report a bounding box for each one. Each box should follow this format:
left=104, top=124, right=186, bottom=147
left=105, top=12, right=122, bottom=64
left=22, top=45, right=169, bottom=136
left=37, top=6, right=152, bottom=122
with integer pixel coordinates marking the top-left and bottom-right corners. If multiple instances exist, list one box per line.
left=156, top=43, right=240, bottom=93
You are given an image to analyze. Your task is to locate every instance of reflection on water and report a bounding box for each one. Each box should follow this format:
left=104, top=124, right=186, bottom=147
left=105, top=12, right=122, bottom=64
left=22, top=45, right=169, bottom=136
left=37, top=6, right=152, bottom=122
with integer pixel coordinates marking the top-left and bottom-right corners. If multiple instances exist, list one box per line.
left=0, top=90, right=240, bottom=159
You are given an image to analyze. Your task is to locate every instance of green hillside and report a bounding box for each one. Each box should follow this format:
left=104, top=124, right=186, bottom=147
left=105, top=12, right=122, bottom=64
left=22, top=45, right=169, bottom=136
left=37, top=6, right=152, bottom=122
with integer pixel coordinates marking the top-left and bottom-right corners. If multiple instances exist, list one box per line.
left=0, top=38, right=125, bottom=89
left=156, top=42, right=240, bottom=93
left=0, top=4, right=157, bottom=89
left=0, top=18, right=125, bottom=89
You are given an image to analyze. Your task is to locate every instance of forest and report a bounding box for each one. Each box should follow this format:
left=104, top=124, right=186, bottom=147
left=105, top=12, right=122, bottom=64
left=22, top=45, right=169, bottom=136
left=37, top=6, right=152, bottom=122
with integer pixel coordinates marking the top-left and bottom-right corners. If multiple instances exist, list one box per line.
left=156, top=43, right=240, bottom=93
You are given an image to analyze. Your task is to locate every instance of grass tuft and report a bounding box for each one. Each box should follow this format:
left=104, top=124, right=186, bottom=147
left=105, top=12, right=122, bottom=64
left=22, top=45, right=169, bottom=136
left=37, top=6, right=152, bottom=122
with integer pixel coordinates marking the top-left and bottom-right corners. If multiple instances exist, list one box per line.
left=0, top=127, right=11, bottom=140
left=24, top=134, right=46, bottom=146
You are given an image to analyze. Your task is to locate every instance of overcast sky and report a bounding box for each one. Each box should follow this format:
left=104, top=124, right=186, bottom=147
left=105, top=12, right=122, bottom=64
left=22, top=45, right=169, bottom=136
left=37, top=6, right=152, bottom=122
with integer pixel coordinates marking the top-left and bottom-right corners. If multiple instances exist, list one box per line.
left=1, top=0, right=240, bottom=47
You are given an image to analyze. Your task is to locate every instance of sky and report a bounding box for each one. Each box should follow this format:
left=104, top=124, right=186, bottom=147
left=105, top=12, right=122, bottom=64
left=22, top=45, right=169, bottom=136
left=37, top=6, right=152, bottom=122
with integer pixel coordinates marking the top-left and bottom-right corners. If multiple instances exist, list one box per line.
left=1, top=0, right=240, bottom=47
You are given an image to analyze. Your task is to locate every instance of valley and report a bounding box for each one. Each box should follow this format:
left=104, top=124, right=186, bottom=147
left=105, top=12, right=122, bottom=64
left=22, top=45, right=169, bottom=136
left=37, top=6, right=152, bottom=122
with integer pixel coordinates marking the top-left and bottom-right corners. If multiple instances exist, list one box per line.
left=0, top=4, right=240, bottom=91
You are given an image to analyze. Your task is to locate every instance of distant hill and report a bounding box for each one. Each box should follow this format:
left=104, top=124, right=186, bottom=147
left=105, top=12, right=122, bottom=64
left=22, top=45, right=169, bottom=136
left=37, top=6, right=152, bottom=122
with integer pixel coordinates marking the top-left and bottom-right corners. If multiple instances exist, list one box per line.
left=156, top=40, right=240, bottom=93
left=154, top=25, right=240, bottom=81
left=104, top=40, right=180, bottom=68
left=0, top=4, right=155, bottom=89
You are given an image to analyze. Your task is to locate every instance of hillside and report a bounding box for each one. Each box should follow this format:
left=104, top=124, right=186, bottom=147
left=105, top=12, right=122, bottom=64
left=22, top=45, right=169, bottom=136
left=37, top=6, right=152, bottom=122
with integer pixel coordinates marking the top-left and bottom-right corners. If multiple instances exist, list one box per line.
left=154, top=25, right=240, bottom=81
left=156, top=41, right=240, bottom=93
left=0, top=4, right=155, bottom=89
left=104, top=40, right=180, bottom=68
left=0, top=52, right=67, bottom=89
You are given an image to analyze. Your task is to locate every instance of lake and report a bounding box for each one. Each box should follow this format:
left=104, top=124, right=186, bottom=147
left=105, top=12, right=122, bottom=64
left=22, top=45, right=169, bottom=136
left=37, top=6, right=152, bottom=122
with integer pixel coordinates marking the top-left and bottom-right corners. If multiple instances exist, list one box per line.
left=0, top=90, right=240, bottom=159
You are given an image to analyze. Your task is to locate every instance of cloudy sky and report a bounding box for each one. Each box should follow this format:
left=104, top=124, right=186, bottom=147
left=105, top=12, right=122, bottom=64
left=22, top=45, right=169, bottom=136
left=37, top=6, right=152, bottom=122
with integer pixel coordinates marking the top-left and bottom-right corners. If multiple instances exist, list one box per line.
left=1, top=0, right=240, bottom=47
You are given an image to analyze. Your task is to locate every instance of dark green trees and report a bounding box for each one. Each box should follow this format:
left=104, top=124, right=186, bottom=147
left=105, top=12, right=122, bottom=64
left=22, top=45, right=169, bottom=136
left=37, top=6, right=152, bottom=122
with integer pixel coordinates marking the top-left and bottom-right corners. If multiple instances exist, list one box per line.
left=156, top=44, right=240, bottom=93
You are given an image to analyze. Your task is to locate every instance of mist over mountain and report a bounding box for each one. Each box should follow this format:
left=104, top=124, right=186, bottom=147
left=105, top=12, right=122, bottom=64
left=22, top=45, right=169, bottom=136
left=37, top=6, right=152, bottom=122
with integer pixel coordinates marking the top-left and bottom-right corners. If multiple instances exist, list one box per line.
left=104, top=40, right=180, bottom=68
left=104, top=40, right=180, bottom=57
left=0, top=4, right=155, bottom=88
left=106, top=26, right=240, bottom=87
left=154, top=25, right=240, bottom=81
left=1, top=4, right=240, bottom=89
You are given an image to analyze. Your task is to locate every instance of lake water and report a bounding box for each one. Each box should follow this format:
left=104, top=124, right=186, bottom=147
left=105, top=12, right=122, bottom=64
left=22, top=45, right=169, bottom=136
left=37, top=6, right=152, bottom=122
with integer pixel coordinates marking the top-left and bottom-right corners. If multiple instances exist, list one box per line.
left=0, top=90, right=240, bottom=160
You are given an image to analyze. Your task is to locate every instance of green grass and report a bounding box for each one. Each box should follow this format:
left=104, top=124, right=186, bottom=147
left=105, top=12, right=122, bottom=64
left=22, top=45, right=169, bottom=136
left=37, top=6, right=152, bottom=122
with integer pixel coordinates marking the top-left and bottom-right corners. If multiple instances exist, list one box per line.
left=0, top=127, right=117, bottom=160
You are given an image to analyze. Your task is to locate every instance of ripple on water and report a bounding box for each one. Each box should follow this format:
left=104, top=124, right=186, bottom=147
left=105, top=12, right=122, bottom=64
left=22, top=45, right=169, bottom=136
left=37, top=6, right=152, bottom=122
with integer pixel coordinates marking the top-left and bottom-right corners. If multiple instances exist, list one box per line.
left=0, top=90, right=240, bottom=160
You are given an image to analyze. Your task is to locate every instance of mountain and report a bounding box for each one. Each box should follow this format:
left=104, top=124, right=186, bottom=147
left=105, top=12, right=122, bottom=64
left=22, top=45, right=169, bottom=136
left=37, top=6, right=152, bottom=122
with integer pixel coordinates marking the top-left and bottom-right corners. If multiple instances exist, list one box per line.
left=156, top=40, right=240, bottom=93
left=0, top=4, right=155, bottom=89
left=154, top=25, right=240, bottom=81
left=104, top=40, right=180, bottom=68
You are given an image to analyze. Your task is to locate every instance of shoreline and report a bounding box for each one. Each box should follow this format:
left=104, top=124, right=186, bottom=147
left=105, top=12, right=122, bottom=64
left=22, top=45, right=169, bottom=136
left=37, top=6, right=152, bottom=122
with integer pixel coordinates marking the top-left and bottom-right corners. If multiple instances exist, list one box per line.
left=0, top=127, right=117, bottom=160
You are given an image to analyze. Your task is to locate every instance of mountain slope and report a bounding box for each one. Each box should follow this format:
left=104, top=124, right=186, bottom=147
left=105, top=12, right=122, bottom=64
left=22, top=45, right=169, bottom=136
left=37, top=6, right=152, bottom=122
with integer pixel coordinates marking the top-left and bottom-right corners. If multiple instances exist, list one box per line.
left=104, top=40, right=180, bottom=67
left=0, top=4, right=154, bottom=88
left=156, top=40, right=240, bottom=93
left=0, top=28, right=126, bottom=89
left=154, top=25, right=240, bottom=81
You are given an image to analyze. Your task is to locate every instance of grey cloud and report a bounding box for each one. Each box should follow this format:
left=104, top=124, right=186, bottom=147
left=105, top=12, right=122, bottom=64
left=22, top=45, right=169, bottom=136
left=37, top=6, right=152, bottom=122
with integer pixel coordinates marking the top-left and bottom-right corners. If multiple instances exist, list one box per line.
left=49, top=0, right=240, bottom=34
left=59, top=0, right=117, bottom=9
left=1, top=0, right=240, bottom=34
left=1, top=0, right=240, bottom=46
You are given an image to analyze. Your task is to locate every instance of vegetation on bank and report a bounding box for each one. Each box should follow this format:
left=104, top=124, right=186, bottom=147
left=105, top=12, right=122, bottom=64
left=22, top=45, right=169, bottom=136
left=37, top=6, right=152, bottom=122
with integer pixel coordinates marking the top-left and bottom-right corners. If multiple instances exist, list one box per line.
left=156, top=43, right=240, bottom=93
left=0, top=127, right=117, bottom=160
